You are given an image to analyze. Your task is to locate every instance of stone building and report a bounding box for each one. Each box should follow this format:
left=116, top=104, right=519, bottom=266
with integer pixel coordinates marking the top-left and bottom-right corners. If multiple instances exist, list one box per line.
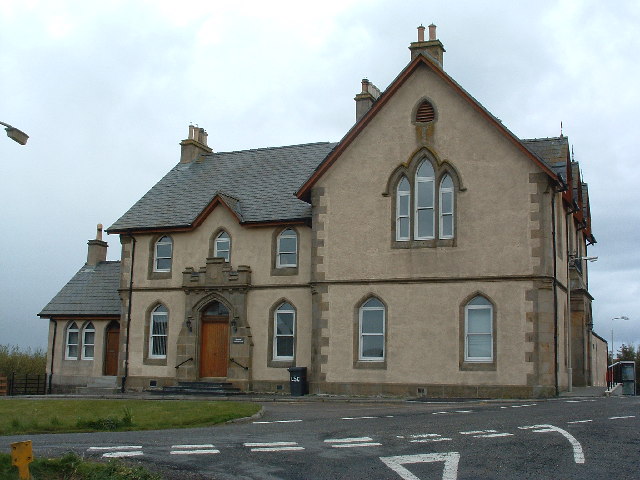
left=39, top=25, right=605, bottom=397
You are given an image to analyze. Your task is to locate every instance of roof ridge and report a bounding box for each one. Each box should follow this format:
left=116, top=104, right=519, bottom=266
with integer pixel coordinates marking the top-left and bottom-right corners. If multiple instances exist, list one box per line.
left=521, top=136, right=567, bottom=142
left=212, top=141, right=337, bottom=156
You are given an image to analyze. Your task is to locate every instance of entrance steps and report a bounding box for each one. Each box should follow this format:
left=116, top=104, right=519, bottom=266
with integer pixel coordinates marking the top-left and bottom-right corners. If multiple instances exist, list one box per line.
left=154, top=381, right=243, bottom=396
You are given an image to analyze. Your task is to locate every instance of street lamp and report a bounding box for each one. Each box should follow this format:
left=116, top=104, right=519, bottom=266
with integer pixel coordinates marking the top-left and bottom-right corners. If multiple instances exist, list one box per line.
left=0, top=120, right=29, bottom=145
left=611, top=316, right=630, bottom=362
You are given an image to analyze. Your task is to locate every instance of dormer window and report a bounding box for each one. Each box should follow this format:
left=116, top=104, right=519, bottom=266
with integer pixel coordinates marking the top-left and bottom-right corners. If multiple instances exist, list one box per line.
left=214, top=231, right=231, bottom=262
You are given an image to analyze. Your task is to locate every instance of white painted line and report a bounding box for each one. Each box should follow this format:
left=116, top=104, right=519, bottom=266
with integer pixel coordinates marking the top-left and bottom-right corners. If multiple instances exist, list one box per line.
left=455, top=410, right=473, bottom=413
left=609, top=415, right=635, bottom=420
left=410, top=438, right=452, bottom=443
left=251, top=446, right=305, bottom=452
left=253, top=419, right=303, bottom=424
left=381, top=452, right=460, bottom=480
left=88, top=446, right=142, bottom=451
left=478, top=433, right=513, bottom=438
left=519, top=424, right=584, bottom=464
left=407, top=433, right=442, bottom=438
left=171, top=444, right=215, bottom=449
left=325, top=437, right=373, bottom=443
left=244, top=442, right=298, bottom=447
left=332, top=442, right=382, bottom=448
left=170, top=449, right=220, bottom=455
left=103, top=451, right=144, bottom=458
left=460, top=429, right=512, bottom=438
left=433, top=410, right=472, bottom=415
left=341, top=416, right=378, bottom=420
left=567, top=420, right=593, bottom=424
left=460, top=430, right=496, bottom=435
left=511, top=404, right=537, bottom=408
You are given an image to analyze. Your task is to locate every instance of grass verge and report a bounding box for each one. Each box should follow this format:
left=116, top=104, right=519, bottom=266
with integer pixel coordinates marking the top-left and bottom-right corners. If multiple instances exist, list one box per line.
left=0, top=399, right=261, bottom=435
left=0, top=452, right=161, bottom=479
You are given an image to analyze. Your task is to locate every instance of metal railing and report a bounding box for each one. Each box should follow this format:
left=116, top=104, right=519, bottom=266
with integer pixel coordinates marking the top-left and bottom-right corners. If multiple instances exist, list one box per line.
left=1, top=373, right=47, bottom=396
left=607, top=361, right=637, bottom=395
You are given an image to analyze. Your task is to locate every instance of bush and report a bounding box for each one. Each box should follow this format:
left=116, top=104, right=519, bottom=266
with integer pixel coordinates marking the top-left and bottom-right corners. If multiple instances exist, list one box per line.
left=0, top=344, right=46, bottom=376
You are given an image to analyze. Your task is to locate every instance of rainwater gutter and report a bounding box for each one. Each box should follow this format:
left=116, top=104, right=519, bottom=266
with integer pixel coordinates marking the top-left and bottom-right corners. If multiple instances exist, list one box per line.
left=121, top=235, right=136, bottom=393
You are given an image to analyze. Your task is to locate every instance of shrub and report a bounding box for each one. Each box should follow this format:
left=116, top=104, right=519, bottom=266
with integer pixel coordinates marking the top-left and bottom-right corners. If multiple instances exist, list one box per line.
left=0, top=344, right=46, bottom=376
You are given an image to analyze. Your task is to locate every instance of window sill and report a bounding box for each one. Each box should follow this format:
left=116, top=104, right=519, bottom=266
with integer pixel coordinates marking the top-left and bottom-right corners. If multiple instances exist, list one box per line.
left=144, top=357, right=167, bottom=366
left=149, top=271, right=172, bottom=280
left=271, top=266, right=299, bottom=277
left=268, top=359, right=295, bottom=368
left=353, top=360, right=387, bottom=370
left=459, top=361, right=496, bottom=371
left=392, top=238, right=455, bottom=249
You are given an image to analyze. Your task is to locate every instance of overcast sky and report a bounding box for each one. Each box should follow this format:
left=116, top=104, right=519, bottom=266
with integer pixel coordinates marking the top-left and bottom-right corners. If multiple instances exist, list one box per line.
left=1, top=0, right=638, bottom=355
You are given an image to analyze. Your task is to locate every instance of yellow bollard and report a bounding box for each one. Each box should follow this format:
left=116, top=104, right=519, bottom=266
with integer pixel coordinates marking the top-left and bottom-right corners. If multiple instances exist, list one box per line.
left=10, top=440, right=33, bottom=480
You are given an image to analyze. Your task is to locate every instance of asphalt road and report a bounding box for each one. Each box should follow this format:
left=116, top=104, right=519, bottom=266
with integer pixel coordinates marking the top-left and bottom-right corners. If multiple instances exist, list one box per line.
left=5, top=396, right=639, bottom=479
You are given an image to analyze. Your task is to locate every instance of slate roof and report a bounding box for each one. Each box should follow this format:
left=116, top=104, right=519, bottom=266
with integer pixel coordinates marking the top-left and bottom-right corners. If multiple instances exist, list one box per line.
left=38, top=261, right=121, bottom=317
left=108, top=142, right=338, bottom=232
left=521, top=137, right=569, bottom=176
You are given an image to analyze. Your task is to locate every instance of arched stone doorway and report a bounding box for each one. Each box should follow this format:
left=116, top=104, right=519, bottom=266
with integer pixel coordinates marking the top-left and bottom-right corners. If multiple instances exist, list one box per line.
left=200, top=301, right=230, bottom=377
left=104, top=321, right=120, bottom=376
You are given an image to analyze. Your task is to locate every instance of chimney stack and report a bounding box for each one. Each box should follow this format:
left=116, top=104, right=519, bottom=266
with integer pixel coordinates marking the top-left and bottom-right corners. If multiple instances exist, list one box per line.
left=409, top=24, right=445, bottom=66
left=354, top=78, right=381, bottom=122
left=86, top=223, right=108, bottom=266
left=180, top=124, right=213, bottom=163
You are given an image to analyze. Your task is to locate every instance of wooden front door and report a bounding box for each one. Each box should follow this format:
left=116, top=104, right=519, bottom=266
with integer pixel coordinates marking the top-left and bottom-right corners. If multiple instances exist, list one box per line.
left=104, top=323, right=120, bottom=376
left=200, top=316, right=229, bottom=377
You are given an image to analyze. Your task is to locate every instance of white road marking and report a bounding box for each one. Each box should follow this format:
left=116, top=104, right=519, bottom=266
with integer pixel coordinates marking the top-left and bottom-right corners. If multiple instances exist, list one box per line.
left=460, top=429, right=512, bottom=438
left=567, top=420, right=593, bottom=424
left=381, top=452, right=460, bottom=480
left=519, top=424, right=585, bottom=464
left=103, top=451, right=144, bottom=458
left=251, top=446, right=305, bottom=452
left=609, top=415, right=635, bottom=420
left=170, top=444, right=219, bottom=455
left=432, top=410, right=472, bottom=415
left=87, top=446, right=142, bottom=451
left=325, top=436, right=381, bottom=448
left=244, top=441, right=304, bottom=452
left=171, top=444, right=215, bottom=449
left=253, top=419, right=303, bottom=424
left=341, top=416, right=378, bottom=420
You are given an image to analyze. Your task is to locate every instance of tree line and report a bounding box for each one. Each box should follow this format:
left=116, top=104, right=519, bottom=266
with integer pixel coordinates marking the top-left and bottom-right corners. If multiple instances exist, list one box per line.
left=0, top=344, right=46, bottom=376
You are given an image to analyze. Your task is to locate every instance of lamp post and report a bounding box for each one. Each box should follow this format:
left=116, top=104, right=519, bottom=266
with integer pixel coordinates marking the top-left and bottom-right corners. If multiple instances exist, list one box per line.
left=0, top=120, right=29, bottom=145
left=610, top=316, right=630, bottom=362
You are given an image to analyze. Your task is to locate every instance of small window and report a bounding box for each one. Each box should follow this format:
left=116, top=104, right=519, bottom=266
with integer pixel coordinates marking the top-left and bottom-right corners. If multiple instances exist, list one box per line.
left=416, top=100, right=435, bottom=123
left=465, top=296, right=493, bottom=362
left=149, top=305, right=168, bottom=358
left=396, top=176, right=411, bottom=241
left=273, top=303, right=295, bottom=360
left=214, top=231, right=231, bottom=262
left=359, top=298, right=385, bottom=361
left=65, top=322, right=79, bottom=360
left=82, top=322, right=95, bottom=360
left=154, top=236, right=172, bottom=272
left=277, top=229, right=297, bottom=268
left=439, top=175, right=454, bottom=239
left=415, top=161, right=435, bottom=240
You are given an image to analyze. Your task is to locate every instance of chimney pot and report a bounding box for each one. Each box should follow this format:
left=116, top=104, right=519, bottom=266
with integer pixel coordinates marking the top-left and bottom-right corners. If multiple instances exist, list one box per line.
left=417, top=25, right=425, bottom=42
left=361, top=78, right=370, bottom=94
left=87, top=223, right=108, bottom=266
left=428, top=24, right=437, bottom=41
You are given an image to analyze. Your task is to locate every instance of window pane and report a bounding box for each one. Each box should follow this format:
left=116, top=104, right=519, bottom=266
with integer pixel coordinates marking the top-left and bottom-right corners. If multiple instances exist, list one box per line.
left=276, top=314, right=294, bottom=335
left=399, top=194, right=410, bottom=216
left=441, top=175, right=453, bottom=189
left=84, top=331, right=95, bottom=345
left=467, top=334, right=491, bottom=358
left=152, top=336, right=167, bottom=356
left=276, top=337, right=294, bottom=357
left=398, top=177, right=410, bottom=192
left=217, top=232, right=229, bottom=240
left=156, top=258, right=171, bottom=270
left=441, top=191, right=453, bottom=213
left=84, top=345, right=94, bottom=358
left=152, top=316, right=167, bottom=335
left=68, top=345, right=78, bottom=358
left=417, top=209, right=434, bottom=237
left=467, top=309, right=491, bottom=333
left=363, top=298, right=384, bottom=309
left=417, top=161, right=434, bottom=178
left=441, top=214, right=453, bottom=237
left=399, top=217, right=410, bottom=239
left=279, top=237, right=297, bottom=253
left=469, top=296, right=491, bottom=306
left=362, top=335, right=384, bottom=358
left=417, top=180, right=434, bottom=208
left=68, top=332, right=78, bottom=344
left=279, top=253, right=297, bottom=266
left=156, top=243, right=172, bottom=258
left=362, top=310, right=384, bottom=333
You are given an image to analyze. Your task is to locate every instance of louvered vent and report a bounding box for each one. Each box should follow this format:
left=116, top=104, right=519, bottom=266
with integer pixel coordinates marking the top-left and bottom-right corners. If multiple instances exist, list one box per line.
left=416, top=101, right=435, bottom=123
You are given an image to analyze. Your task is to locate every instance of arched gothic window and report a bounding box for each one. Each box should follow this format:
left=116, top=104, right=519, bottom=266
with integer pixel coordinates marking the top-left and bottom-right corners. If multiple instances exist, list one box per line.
left=415, top=161, right=435, bottom=240
left=358, top=298, right=386, bottom=361
left=273, top=303, right=295, bottom=360
left=65, top=322, right=79, bottom=360
left=82, top=322, right=95, bottom=360
left=149, top=305, right=168, bottom=358
left=214, top=231, right=231, bottom=262
left=396, top=176, right=411, bottom=241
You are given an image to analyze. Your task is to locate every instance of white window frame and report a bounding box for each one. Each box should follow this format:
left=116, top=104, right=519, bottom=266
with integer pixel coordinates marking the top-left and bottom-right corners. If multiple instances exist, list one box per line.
left=153, top=236, right=172, bottom=272
left=439, top=174, right=454, bottom=239
left=273, top=303, right=295, bottom=361
left=464, top=297, right=493, bottom=362
left=358, top=298, right=386, bottom=361
left=149, top=305, right=168, bottom=359
left=214, top=231, right=231, bottom=262
left=396, top=176, right=411, bottom=241
left=65, top=322, right=79, bottom=360
left=81, top=322, right=95, bottom=360
left=415, top=160, right=435, bottom=240
left=276, top=229, right=297, bottom=268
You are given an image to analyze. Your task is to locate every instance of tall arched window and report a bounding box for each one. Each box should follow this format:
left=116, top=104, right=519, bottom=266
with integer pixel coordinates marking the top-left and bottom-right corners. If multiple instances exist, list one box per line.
left=396, top=176, right=411, bottom=241
left=82, top=322, right=95, bottom=360
left=276, top=229, right=297, bottom=268
left=415, top=161, right=435, bottom=239
left=149, top=305, right=168, bottom=358
left=65, top=322, right=79, bottom=360
left=439, top=174, right=454, bottom=239
left=273, top=303, right=295, bottom=360
left=154, top=236, right=173, bottom=272
left=214, top=231, right=231, bottom=262
left=359, top=298, right=386, bottom=361
left=465, top=296, right=493, bottom=362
